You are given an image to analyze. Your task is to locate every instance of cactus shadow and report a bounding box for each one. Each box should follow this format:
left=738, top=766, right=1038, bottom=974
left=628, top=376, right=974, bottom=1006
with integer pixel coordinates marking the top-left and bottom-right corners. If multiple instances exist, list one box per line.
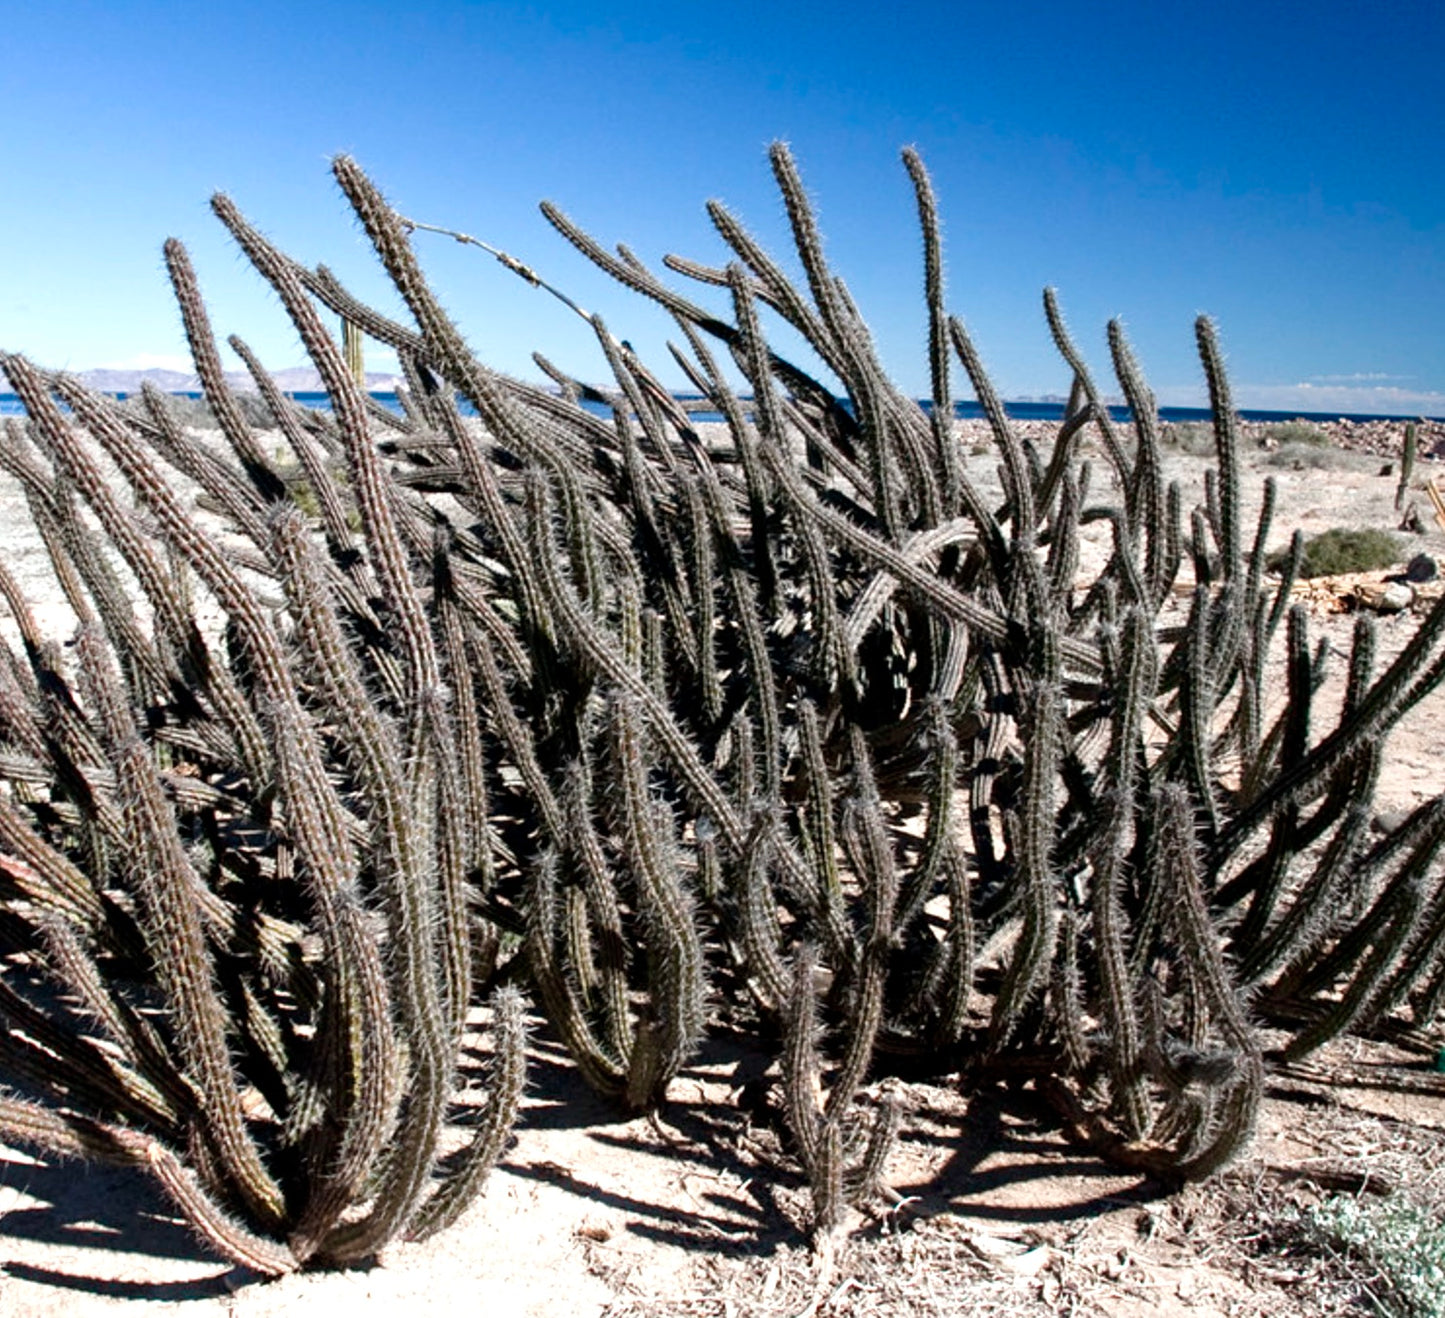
left=507, top=1030, right=799, bottom=1258
left=0, top=1149, right=237, bottom=1299
left=894, top=1083, right=1162, bottom=1227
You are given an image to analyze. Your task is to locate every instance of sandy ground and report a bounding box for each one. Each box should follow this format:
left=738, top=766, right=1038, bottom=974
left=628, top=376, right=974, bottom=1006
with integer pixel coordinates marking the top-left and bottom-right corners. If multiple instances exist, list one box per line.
left=1, top=418, right=1443, bottom=1316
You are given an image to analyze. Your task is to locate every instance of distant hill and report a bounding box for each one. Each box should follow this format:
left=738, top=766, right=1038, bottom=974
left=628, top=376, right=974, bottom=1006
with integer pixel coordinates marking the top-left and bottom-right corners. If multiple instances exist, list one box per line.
left=76, top=367, right=407, bottom=395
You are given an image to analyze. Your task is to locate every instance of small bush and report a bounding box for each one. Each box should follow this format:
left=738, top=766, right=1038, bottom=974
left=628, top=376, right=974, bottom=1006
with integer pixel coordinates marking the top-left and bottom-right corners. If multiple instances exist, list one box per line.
left=1266, top=419, right=1331, bottom=447
left=1276, top=527, right=1403, bottom=577
left=1301, top=1195, right=1445, bottom=1318
left=1162, top=421, right=1216, bottom=454
left=1263, top=442, right=1355, bottom=471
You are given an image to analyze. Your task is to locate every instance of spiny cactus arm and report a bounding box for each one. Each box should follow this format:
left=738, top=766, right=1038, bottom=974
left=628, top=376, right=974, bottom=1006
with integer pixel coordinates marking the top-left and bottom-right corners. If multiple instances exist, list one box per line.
left=539, top=198, right=739, bottom=344
left=1247, top=792, right=1376, bottom=990
left=263, top=509, right=453, bottom=1252
left=1176, top=586, right=1221, bottom=836
left=523, top=850, right=628, bottom=1096
left=894, top=699, right=960, bottom=935
left=520, top=470, right=744, bottom=836
left=826, top=727, right=898, bottom=1117
left=3, top=454, right=164, bottom=713
left=752, top=426, right=1081, bottom=665
left=74, top=625, right=286, bottom=1230
left=1282, top=866, right=1429, bottom=1063
left=968, top=656, right=1014, bottom=892
left=989, top=666, right=1063, bottom=1046
left=228, top=336, right=363, bottom=558
left=1148, top=785, right=1263, bottom=1178
left=782, top=943, right=825, bottom=1170
left=843, top=520, right=981, bottom=659
left=0, top=802, right=104, bottom=926
left=797, top=701, right=853, bottom=966
left=433, top=549, right=495, bottom=893
left=766, top=144, right=906, bottom=507
left=1035, top=405, right=1098, bottom=540
left=921, top=847, right=974, bottom=1048
left=699, top=197, right=841, bottom=372
left=949, top=316, right=1038, bottom=552
left=1229, top=608, right=1313, bottom=944
left=305, top=261, right=431, bottom=365
left=1042, top=290, right=1133, bottom=494
left=903, top=146, right=961, bottom=517
left=680, top=476, right=724, bottom=724
left=1287, top=794, right=1445, bottom=1000
left=162, top=239, right=287, bottom=503
left=1213, top=589, right=1445, bottom=866
left=30, top=357, right=307, bottom=740
left=0, top=1096, right=298, bottom=1275
left=210, top=195, right=443, bottom=712
left=1106, top=321, right=1168, bottom=600
left=434, top=541, right=535, bottom=680
left=1050, top=908, right=1091, bottom=1073
left=726, top=266, right=853, bottom=690
left=1396, top=421, right=1418, bottom=512
left=10, top=372, right=202, bottom=656
left=558, top=751, right=636, bottom=1071
left=0, top=508, right=46, bottom=659
left=138, top=383, right=271, bottom=539
left=39, top=370, right=276, bottom=789
left=1046, top=465, right=1082, bottom=600
left=615, top=697, right=705, bottom=1108
left=1289, top=795, right=1445, bottom=1035
left=262, top=707, right=403, bottom=1263
left=332, top=157, right=570, bottom=480
left=0, top=969, right=182, bottom=1131
left=1194, top=318, right=1244, bottom=590
left=36, top=913, right=193, bottom=1118
left=1090, top=609, right=1155, bottom=1137
left=406, top=986, right=527, bottom=1239
left=737, top=807, right=792, bottom=1010
left=37, top=487, right=176, bottom=707
left=671, top=318, right=780, bottom=609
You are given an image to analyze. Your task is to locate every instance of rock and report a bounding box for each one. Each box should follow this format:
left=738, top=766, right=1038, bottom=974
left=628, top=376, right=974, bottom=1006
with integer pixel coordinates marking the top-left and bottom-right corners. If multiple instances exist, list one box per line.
left=1406, top=552, right=1438, bottom=582
left=1354, top=580, right=1413, bottom=612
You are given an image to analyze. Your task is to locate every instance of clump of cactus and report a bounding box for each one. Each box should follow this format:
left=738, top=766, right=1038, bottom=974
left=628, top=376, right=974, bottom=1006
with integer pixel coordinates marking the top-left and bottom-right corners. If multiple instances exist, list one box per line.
left=2, top=144, right=1444, bottom=1267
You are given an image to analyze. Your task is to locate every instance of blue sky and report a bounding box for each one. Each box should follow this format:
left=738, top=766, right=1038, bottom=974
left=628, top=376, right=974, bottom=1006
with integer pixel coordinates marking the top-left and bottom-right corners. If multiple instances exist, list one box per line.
left=2, top=0, right=1441, bottom=415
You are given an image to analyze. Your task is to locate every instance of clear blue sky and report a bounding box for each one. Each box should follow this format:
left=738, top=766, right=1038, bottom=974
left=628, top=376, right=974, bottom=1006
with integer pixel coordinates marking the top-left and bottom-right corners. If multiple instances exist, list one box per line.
left=3, top=0, right=1441, bottom=415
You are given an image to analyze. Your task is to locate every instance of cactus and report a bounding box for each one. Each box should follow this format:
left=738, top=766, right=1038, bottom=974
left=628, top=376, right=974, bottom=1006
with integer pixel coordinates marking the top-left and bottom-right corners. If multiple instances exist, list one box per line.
left=3, top=142, right=1445, bottom=1278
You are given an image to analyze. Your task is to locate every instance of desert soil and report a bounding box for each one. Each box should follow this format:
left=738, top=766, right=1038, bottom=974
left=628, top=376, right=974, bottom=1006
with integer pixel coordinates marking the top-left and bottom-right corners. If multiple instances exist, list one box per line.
left=1, top=418, right=1444, bottom=1317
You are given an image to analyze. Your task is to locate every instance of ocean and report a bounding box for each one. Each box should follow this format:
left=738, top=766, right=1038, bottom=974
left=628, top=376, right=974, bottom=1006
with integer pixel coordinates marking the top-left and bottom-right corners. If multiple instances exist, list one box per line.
left=0, top=391, right=1436, bottom=426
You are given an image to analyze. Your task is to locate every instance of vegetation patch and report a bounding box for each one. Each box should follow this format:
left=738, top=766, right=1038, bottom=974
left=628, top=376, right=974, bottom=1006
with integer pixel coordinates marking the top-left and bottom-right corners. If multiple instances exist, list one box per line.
left=1277, top=526, right=1403, bottom=577
left=1298, top=1195, right=1445, bottom=1318
left=1265, top=419, right=1331, bottom=447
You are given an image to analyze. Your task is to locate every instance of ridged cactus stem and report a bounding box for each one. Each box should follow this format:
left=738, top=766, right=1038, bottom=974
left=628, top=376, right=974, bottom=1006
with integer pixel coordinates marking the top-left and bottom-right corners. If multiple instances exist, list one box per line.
left=1396, top=421, right=1417, bottom=512
left=903, top=146, right=960, bottom=517
left=72, top=624, right=286, bottom=1230
left=162, top=238, right=285, bottom=501
left=408, top=986, right=527, bottom=1239
left=615, top=697, right=704, bottom=1109
left=0, top=1097, right=297, bottom=1275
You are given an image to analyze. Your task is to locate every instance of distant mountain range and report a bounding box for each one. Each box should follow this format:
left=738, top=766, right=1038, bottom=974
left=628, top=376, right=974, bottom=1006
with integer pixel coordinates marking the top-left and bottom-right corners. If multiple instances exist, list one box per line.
left=75, top=367, right=407, bottom=395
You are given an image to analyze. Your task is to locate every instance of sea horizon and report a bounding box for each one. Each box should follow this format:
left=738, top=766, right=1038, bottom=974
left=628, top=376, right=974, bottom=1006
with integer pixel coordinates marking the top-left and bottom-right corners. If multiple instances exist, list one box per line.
left=0, top=389, right=1440, bottom=427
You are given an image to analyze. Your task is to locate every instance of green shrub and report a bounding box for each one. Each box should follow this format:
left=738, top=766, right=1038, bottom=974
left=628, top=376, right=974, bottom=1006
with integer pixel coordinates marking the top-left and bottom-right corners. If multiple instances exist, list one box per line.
left=1162, top=420, right=1216, bottom=454
left=1263, top=442, right=1357, bottom=471
left=1266, top=419, right=1331, bottom=447
left=1276, top=526, right=1403, bottom=577
left=1302, top=1195, right=1445, bottom=1318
